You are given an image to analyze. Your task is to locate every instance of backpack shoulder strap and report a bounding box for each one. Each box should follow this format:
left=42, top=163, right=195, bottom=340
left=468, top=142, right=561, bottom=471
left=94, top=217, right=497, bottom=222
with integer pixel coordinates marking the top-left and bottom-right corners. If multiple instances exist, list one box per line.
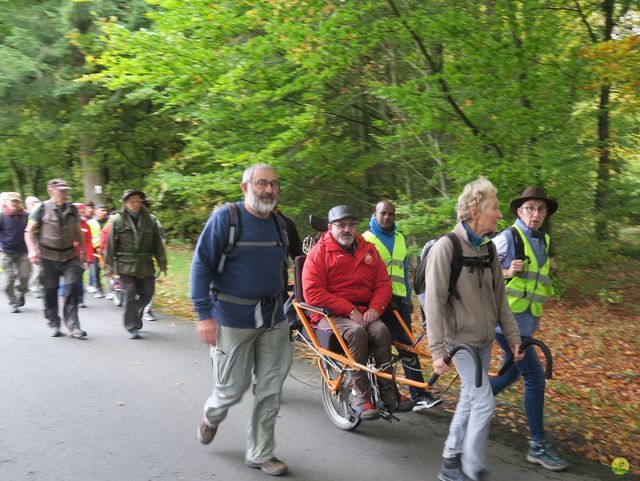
left=508, top=226, right=525, bottom=260
left=445, top=232, right=464, bottom=299
left=217, top=202, right=241, bottom=274
left=272, top=212, right=289, bottom=253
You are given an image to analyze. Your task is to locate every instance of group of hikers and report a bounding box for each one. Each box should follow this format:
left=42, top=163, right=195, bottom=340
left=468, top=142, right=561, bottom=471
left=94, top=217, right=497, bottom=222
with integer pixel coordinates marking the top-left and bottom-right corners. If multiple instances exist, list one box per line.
left=0, top=179, right=166, bottom=339
left=190, top=163, right=567, bottom=480
left=1, top=165, right=567, bottom=480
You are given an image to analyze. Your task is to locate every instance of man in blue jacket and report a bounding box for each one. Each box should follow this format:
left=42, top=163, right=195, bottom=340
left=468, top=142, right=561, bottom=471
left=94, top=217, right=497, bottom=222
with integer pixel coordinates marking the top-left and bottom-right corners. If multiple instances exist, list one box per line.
left=190, top=163, right=292, bottom=477
left=0, top=192, right=31, bottom=313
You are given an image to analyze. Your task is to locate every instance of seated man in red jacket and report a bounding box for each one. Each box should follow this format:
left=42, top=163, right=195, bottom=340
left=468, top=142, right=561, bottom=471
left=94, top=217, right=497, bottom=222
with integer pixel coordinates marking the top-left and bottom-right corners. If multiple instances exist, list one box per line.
left=302, top=205, right=412, bottom=421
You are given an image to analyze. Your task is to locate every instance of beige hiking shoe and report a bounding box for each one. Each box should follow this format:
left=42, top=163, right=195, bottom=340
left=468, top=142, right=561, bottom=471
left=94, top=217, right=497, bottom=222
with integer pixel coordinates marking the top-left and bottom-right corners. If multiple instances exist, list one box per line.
left=197, top=418, right=217, bottom=444
left=245, top=457, right=288, bottom=476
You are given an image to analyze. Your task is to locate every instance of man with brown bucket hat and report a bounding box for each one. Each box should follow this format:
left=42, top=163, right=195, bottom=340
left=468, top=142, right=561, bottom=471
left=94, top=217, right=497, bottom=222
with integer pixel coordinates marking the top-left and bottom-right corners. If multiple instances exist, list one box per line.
left=105, top=189, right=167, bottom=339
left=490, top=186, right=568, bottom=471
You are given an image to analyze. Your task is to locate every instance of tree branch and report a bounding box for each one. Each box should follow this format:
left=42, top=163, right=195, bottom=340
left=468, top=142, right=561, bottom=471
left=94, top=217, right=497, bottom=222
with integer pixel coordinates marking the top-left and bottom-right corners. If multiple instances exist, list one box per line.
left=574, top=0, right=598, bottom=43
left=385, top=0, right=503, bottom=158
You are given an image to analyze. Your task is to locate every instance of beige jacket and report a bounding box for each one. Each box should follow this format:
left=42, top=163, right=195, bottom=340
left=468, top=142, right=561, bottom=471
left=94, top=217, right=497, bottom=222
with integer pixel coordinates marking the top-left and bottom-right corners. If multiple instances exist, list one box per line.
left=425, top=223, right=520, bottom=360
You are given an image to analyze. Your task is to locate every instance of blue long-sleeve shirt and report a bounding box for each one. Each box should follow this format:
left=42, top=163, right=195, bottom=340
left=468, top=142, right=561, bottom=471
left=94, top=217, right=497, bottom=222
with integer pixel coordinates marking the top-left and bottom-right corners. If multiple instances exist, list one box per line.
left=190, top=202, right=285, bottom=328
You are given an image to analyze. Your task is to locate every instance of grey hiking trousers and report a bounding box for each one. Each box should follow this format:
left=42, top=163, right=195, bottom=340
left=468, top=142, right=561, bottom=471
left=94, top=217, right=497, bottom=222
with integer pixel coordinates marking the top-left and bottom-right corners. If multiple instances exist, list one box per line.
left=443, top=345, right=494, bottom=480
left=203, top=320, right=292, bottom=464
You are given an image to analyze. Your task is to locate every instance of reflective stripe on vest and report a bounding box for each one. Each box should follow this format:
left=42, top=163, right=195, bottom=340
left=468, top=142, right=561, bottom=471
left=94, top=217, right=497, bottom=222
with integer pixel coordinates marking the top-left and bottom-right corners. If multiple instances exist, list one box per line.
left=505, top=225, right=552, bottom=317
left=362, top=230, right=407, bottom=297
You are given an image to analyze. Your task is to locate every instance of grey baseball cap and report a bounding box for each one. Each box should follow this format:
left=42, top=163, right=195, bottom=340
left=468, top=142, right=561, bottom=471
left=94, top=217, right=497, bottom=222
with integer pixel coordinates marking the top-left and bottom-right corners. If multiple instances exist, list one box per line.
left=327, top=205, right=358, bottom=223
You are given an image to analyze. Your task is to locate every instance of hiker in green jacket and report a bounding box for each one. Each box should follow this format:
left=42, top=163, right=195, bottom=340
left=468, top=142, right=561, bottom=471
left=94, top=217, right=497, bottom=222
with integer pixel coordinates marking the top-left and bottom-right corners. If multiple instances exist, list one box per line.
left=105, top=189, right=167, bottom=339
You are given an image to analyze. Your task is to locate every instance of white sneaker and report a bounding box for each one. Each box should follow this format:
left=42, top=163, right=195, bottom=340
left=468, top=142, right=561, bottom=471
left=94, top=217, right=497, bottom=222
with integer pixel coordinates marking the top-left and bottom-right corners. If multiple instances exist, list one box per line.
left=104, top=292, right=114, bottom=300
left=86, top=286, right=97, bottom=293
left=94, top=291, right=104, bottom=298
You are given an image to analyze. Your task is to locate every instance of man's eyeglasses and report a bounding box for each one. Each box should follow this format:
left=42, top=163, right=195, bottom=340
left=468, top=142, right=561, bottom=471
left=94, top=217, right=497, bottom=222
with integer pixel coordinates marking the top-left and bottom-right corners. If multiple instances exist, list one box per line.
left=332, top=221, right=358, bottom=230
left=252, top=179, right=280, bottom=189
left=521, top=205, right=547, bottom=214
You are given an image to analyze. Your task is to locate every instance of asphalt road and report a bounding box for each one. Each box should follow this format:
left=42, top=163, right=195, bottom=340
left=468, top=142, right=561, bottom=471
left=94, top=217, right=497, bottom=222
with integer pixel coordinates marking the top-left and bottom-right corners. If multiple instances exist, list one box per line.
left=0, top=288, right=617, bottom=481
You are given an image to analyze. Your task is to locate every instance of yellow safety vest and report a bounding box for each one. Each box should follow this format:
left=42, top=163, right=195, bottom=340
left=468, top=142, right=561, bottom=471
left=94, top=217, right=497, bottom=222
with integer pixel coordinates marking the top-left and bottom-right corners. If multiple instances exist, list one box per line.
left=363, top=230, right=407, bottom=297
left=505, top=225, right=552, bottom=317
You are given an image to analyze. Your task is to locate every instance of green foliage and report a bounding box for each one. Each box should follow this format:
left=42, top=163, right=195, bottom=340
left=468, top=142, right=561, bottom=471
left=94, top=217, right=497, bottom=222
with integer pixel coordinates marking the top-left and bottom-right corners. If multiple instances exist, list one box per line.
left=2, top=0, right=639, bottom=270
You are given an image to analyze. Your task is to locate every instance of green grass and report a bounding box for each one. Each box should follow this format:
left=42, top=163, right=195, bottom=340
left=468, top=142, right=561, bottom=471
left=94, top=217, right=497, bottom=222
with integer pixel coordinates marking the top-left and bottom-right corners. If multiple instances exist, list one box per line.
left=619, top=226, right=640, bottom=259
left=154, top=246, right=195, bottom=320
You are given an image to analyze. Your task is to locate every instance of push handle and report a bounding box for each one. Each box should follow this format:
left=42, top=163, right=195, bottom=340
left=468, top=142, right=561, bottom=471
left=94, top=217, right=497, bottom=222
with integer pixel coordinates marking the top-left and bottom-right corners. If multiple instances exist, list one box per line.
left=497, top=338, right=553, bottom=379
left=427, top=343, right=483, bottom=388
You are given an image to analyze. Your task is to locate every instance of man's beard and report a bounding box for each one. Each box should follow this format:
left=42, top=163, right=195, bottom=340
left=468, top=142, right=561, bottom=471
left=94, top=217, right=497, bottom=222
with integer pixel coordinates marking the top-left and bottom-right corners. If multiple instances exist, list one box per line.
left=336, top=233, right=354, bottom=247
left=246, top=186, right=278, bottom=215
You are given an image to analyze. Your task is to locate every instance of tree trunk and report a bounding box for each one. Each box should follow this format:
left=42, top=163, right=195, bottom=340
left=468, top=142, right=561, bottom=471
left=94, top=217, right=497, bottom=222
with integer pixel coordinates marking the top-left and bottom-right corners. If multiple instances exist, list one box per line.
left=594, top=0, right=615, bottom=238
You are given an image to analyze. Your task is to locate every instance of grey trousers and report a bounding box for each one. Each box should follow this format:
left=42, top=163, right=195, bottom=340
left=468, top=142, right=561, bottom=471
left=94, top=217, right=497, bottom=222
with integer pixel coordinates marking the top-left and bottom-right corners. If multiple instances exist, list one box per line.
left=443, top=345, right=494, bottom=480
left=203, top=320, right=292, bottom=463
left=317, top=316, right=394, bottom=405
left=2, top=252, right=31, bottom=306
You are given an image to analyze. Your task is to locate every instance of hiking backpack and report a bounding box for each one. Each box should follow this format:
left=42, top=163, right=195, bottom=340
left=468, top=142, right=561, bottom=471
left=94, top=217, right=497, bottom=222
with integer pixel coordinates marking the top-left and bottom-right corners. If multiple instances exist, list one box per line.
left=412, top=232, right=496, bottom=300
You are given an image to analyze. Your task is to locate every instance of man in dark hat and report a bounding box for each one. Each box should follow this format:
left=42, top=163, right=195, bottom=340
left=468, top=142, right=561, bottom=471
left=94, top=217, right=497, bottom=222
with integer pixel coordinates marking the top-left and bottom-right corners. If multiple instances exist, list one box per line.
left=302, top=204, right=410, bottom=421
left=490, top=186, right=568, bottom=471
left=104, top=189, right=166, bottom=339
left=25, top=178, right=88, bottom=338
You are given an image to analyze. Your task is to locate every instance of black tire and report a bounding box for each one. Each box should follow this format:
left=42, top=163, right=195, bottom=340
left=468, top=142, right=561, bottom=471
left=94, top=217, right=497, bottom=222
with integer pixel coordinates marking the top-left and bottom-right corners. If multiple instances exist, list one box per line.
left=320, top=360, right=361, bottom=431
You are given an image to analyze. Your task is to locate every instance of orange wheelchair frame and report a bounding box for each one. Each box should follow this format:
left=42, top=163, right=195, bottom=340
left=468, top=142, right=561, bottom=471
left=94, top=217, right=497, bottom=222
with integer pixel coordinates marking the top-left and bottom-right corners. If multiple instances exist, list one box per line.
left=291, top=217, right=553, bottom=431
left=291, top=254, right=484, bottom=431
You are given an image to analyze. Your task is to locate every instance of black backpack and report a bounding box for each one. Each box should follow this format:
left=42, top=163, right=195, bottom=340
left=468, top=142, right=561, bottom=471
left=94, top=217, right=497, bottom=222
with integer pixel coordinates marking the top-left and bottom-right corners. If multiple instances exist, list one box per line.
left=413, top=232, right=496, bottom=300
left=216, top=202, right=290, bottom=274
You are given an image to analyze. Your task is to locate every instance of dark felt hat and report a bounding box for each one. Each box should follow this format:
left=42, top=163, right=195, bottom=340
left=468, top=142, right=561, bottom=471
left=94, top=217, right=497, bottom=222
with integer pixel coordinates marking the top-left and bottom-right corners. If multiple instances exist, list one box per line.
left=121, top=189, right=146, bottom=201
left=328, top=205, right=358, bottom=223
left=510, top=186, right=558, bottom=216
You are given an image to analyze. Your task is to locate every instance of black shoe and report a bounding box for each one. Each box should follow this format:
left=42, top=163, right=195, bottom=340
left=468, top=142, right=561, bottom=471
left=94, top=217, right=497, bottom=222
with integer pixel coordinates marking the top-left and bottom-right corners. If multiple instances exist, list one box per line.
left=438, top=455, right=463, bottom=481
left=18, top=295, right=25, bottom=307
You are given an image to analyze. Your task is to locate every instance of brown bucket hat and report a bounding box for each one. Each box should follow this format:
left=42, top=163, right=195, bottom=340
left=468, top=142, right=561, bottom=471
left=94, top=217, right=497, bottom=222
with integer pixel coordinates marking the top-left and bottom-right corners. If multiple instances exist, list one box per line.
left=510, top=186, right=558, bottom=216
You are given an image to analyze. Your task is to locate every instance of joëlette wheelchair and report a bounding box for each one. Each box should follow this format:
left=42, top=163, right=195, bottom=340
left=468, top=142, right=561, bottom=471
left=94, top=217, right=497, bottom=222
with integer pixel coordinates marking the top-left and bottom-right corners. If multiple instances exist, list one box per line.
left=290, top=215, right=554, bottom=432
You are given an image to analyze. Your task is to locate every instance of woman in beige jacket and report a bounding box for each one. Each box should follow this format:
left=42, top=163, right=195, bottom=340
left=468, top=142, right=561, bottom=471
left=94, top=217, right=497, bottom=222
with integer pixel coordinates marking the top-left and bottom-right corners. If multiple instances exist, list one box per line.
left=425, top=177, right=523, bottom=481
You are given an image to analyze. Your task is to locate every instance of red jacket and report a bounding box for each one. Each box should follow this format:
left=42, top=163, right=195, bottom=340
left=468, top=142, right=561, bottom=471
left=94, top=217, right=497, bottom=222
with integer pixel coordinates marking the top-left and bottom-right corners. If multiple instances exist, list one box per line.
left=302, top=230, right=392, bottom=324
left=75, top=217, right=94, bottom=262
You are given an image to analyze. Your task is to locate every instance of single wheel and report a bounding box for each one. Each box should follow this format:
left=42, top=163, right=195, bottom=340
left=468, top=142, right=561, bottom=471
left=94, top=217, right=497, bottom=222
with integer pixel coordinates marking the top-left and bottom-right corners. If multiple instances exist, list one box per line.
left=320, top=360, right=361, bottom=431
left=113, top=291, right=122, bottom=307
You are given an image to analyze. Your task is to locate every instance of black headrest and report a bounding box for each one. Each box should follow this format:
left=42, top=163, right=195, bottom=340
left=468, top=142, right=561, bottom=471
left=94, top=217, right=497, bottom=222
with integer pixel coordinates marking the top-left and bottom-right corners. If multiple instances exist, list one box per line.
left=309, top=215, right=328, bottom=233
left=294, top=255, right=307, bottom=302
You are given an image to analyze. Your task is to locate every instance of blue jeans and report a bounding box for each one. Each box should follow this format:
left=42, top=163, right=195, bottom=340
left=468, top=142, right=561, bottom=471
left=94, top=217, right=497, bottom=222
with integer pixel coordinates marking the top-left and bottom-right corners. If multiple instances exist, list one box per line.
left=381, top=296, right=427, bottom=400
left=490, top=333, right=546, bottom=442
left=88, top=262, right=97, bottom=287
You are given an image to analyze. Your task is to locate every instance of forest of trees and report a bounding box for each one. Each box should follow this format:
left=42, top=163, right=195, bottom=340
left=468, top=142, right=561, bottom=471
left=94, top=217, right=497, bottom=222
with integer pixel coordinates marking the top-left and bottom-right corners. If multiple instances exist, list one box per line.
left=1, top=0, right=639, bottom=264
